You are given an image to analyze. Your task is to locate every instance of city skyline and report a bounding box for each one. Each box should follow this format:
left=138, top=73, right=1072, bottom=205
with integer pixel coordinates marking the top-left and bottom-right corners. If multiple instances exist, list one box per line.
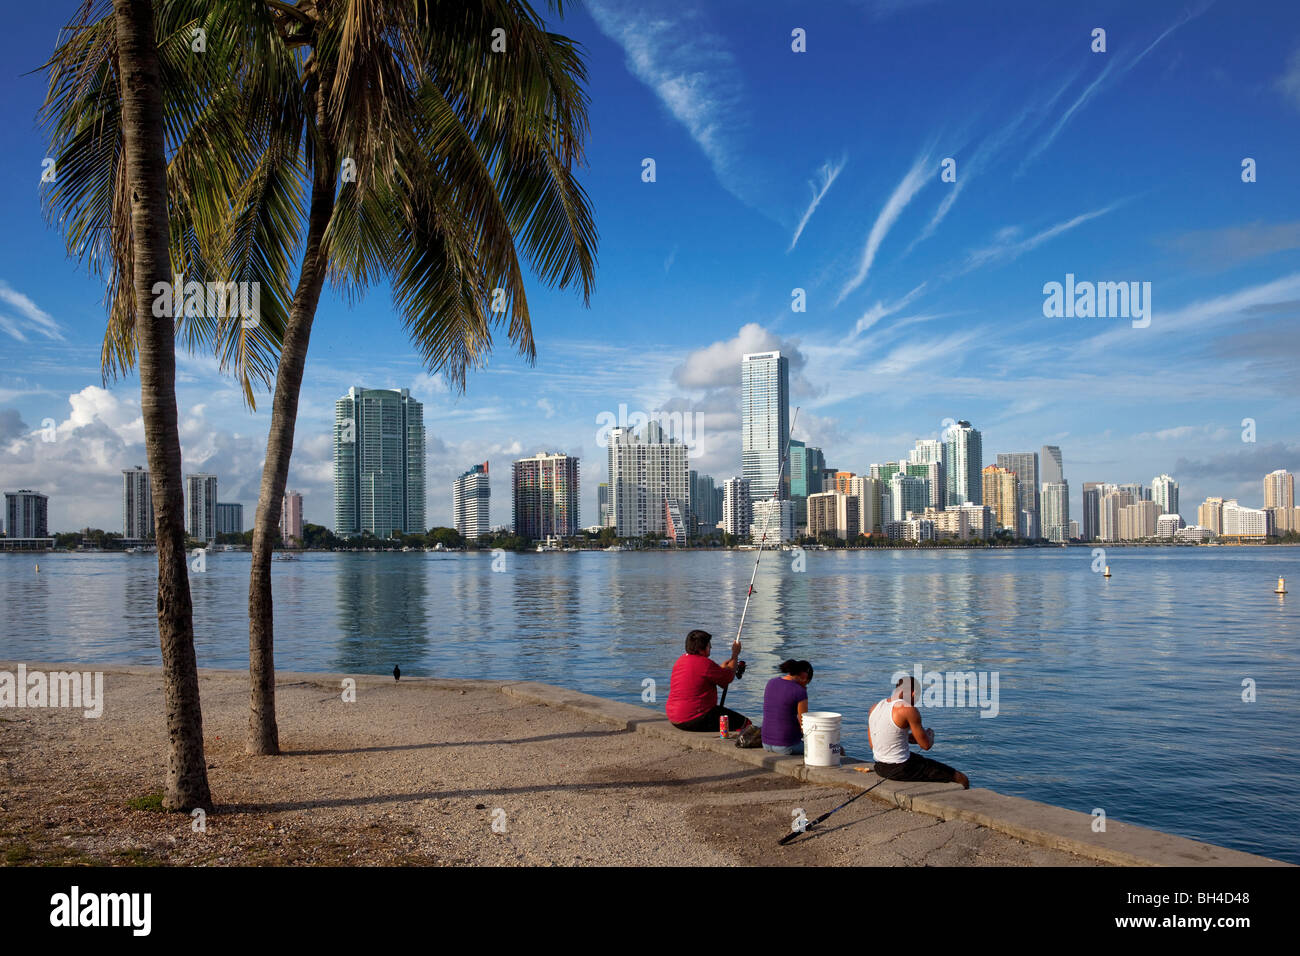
left=2, top=2, right=1298, bottom=533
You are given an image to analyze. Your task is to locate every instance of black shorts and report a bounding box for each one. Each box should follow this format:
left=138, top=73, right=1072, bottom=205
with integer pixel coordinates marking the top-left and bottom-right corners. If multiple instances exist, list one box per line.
left=672, top=705, right=749, bottom=732
left=872, top=752, right=961, bottom=783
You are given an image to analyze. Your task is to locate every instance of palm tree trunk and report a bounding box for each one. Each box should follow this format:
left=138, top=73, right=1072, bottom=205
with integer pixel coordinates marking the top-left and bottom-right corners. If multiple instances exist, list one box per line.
left=112, top=0, right=211, bottom=810
left=247, top=74, right=338, bottom=756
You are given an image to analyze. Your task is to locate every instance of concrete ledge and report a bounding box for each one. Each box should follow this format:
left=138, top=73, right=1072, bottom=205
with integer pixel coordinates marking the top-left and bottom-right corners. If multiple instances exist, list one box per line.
left=496, top=680, right=1291, bottom=867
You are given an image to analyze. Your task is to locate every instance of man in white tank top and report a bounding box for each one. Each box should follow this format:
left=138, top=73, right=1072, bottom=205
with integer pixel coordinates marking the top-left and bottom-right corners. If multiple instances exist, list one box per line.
left=854, top=676, right=969, bottom=789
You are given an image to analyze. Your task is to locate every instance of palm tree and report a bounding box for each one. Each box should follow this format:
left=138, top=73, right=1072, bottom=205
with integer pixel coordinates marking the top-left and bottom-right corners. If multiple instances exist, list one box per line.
left=40, top=0, right=213, bottom=810
left=44, top=0, right=597, bottom=756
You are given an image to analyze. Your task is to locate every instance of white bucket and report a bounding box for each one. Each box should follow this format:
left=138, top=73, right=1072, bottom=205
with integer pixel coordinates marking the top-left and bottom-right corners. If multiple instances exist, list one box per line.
left=802, top=711, right=843, bottom=767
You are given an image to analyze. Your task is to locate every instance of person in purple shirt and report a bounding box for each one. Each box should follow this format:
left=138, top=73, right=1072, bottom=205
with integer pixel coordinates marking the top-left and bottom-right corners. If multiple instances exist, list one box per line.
left=762, top=660, right=813, bottom=754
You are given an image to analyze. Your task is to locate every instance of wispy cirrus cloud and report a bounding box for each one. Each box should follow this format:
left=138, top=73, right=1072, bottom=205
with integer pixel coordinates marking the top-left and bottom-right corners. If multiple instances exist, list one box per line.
left=853, top=282, right=928, bottom=335
left=1020, top=3, right=1214, bottom=171
left=586, top=1, right=751, bottom=203
left=0, top=281, right=64, bottom=343
left=961, top=202, right=1122, bottom=273
left=836, top=152, right=931, bottom=306
left=789, top=156, right=846, bottom=251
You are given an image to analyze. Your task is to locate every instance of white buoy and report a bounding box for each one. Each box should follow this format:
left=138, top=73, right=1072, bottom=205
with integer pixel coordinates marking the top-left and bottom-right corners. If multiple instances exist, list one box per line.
left=1103, top=565, right=1111, bottom=578
left=1276, top=576, right=1288, bottom=595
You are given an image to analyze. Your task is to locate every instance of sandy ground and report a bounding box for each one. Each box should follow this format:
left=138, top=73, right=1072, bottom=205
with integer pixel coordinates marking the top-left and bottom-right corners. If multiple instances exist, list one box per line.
left=0, top=664, right=1092, bottom=866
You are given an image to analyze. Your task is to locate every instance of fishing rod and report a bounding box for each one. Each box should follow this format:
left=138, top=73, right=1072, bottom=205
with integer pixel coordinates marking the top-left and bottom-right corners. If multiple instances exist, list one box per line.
left=778, top=776, right=884, bottom=846
left=721, top=406, right=800, bottom=707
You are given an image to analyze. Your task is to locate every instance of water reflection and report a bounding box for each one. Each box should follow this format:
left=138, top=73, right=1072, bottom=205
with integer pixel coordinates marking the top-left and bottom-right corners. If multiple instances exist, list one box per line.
left=332, top=554, right=429, bottom=673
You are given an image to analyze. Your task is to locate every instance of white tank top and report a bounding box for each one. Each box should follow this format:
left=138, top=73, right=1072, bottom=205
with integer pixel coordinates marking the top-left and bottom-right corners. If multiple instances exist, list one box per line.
left=869, top=697, right=911, bottom=764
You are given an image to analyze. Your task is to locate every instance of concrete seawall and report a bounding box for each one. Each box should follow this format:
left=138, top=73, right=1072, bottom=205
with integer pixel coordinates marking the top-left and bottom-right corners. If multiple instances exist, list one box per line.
left=498, top=680, right=1287, bottom=867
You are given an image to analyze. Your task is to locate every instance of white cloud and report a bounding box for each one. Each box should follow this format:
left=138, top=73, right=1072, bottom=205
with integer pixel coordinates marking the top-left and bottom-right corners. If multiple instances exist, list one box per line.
left=0, top=281, right=65, bottom=342
left=962, top=202, right=1121, bottom=272
left=789, top=157, right=846, bottom=251
left=587, top=1, right=748, bottom=201
left=836, top=153, right=931, bottom=305
left=672, top=323, right=805, bottom=391
left=1277, top=45, right=1300, bottom=110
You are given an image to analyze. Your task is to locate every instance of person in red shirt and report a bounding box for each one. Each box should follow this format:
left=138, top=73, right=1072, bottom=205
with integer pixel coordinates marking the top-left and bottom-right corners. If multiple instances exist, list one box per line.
left=666, top=629, right=752, bottom=732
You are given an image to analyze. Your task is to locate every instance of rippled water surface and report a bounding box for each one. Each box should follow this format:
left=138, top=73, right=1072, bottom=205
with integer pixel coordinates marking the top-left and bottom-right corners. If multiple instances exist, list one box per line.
left=2, top=546, right=1297, bottom=862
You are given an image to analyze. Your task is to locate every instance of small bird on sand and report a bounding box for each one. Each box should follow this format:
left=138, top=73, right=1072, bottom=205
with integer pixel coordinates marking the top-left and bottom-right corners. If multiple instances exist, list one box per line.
left=393, top=665, right=401, bottom=682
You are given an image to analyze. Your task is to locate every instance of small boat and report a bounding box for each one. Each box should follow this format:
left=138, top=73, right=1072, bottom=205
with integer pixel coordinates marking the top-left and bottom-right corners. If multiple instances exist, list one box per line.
left=274, top=553, right=297, bottom=562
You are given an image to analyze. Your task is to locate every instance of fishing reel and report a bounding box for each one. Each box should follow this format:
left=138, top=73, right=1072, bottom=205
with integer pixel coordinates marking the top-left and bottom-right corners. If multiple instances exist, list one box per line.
left=734, top=660, right=747, bottom=680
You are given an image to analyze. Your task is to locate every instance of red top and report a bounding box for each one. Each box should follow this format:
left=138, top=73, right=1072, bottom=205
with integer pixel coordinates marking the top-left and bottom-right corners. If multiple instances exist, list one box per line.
left=666, top=653, right=735, bottom=724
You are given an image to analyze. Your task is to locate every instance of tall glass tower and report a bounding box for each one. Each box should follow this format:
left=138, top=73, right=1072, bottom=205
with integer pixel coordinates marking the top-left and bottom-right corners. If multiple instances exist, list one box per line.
left=741, top=351, right=790, bottom=504
left=944, top=420, right=983, bottom=506
left=334, top=387, right=426, bottom=538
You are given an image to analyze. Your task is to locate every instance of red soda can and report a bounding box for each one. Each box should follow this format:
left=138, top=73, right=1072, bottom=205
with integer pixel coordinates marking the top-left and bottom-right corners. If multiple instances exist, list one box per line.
left=719, top=715, right=729, bottom=738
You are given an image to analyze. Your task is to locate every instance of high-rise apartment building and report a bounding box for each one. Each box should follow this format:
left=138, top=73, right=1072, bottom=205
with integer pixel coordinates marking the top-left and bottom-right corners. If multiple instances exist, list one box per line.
left=280, top=491, right=303, bottom=546
left=910, top=440, right=947, bottom=509
left=1081, top=482, right=1103, bottom=542
left=689, top=471, right=721, bottom=531
left=789, top=442, right=825, bottom=530
left=981, top=465, right=1020, bottom=533
left=598, top=482, right=610, bottom=528
left=512, top=452, right=580, bottom=540
left=944, top=421, right=982, bottom=506
left=752, top=499, right=795, bottom=543
left=889, top=471, right=928, bottom=522
left=453, top=463, right=491, bottom=540
left=1099, top=486, right=1132, bottom=542
left=741, top=351, right=789, bottom=503
left=215, top=502, right=243, bottom=536
left=1041, top=446, right=1064, bottom=486
left=608, top=422, right=690, bottom=539
left=997, top=452, right=1039, bottom=538
left=808, top=490, right=859, bottom=540
left=1041, top=481, right=1070, bottom=542
left=122, top=466, right=153, bottom=540
left=4, top=490, right=48, bottom=538
left=1120, top=499, right=1158, bottom=540
left=1150, top=474, right=1179, bottom=518
left=1264, top=470, right=1295, bottom=510
left=1197, top=496, right=1225, bottom=535
left=723, top=477, right=752, bottom=538
left=1222, top=500, right=1268, bottom=538
left=185, top=473, right=218, bottom=541
left=334, top=387, right=426, bottom=537
left=848, top=475, right=882, bottom=535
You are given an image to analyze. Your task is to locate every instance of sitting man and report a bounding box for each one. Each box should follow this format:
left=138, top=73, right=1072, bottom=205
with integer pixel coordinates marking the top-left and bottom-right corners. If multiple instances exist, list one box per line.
left=665, top=629, right=752, bottom=733
left=855, top=675, right=970, bottom=788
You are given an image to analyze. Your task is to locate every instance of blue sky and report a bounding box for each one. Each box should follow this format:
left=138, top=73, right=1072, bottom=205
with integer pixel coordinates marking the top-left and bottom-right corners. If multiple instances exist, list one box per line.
left=2, top=0, right=1299, bottom=532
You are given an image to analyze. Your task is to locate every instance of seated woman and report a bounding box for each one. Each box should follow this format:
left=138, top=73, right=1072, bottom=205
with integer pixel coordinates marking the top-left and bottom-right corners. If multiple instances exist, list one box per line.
left=762, top=660, right=813, bottom=754
left=665, top=629, right=751, bottom=733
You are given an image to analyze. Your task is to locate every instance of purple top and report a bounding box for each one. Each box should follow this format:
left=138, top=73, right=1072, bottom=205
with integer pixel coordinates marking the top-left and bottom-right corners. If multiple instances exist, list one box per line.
left=762, top=676, right=808, bottom=747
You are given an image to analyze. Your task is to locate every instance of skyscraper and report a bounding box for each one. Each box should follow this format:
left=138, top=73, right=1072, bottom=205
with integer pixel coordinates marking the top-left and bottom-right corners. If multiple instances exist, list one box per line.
left=889, top=471, right=928, bottom=522
left=1081, top=482, right=1103, bottom=541
left=215, top=502, right=243, bottom=535
left=944, top=421, right=982, bottom=506
left=1041, top=481, right=1070, bottom=542
left=689, top=471, right=720, bottom=531
left=4, top=490, right=48, bottom=538
left=741, top=351, right=790, bottom=503
left=122, top=466, right=153, bottom=540
left=185, top=473, right=218, bottom=541
left=1264, top=469, right=1295, bottom=509
left=1150, top=474, right=1179, bottom=518
left=280, top=491, right=303, bottom=546
left=598, top=482, right=611, bottom=528
left=996, top=452, right=1039, bottom=538
left=910, top=439, right=947, bottom=509
left=1041, top=445, right=1064, bottom=486
left=512, top=452, right=580, bottom=540
left=981, top=465, right=1019, bottom=533
left=607, top=422, right=690, bottom=539
left=334, top=387, right=426, bottom=537
left=723, top=477, right=752, bottom=538
left=789, top=441, right=824, bottom=531
left=453, top=463, right=491, bottom=539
